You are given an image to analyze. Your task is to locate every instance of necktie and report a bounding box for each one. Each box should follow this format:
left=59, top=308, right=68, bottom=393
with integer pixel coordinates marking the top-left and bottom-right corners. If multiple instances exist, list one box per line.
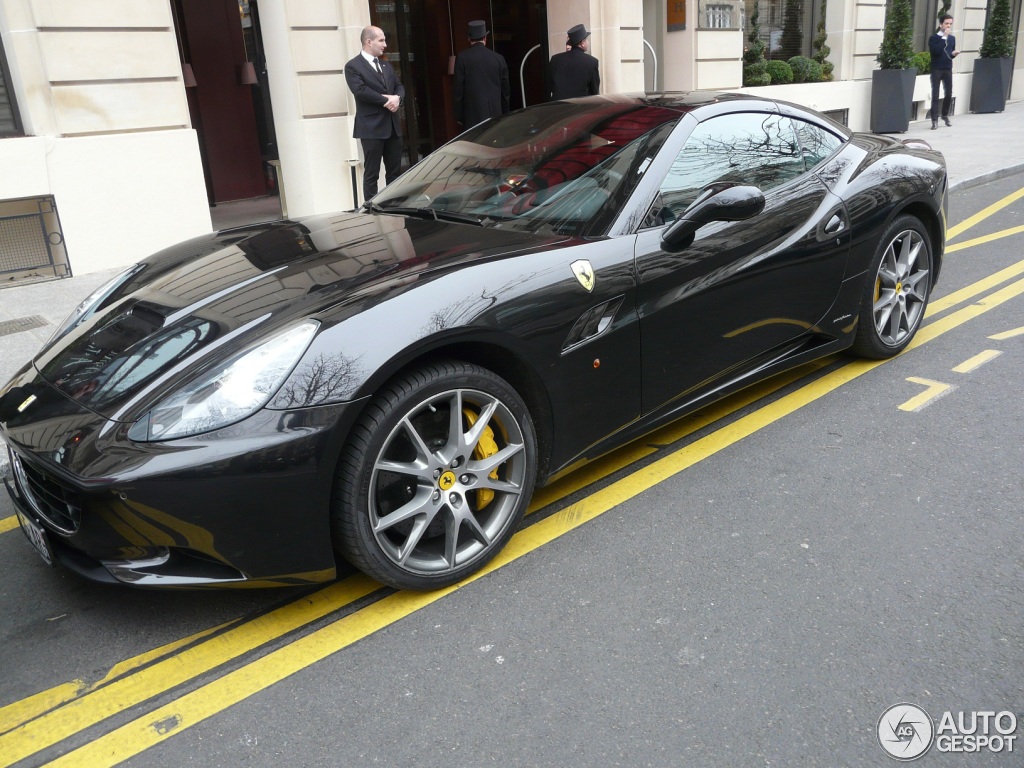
left=374, top=58, right=385, bottom=82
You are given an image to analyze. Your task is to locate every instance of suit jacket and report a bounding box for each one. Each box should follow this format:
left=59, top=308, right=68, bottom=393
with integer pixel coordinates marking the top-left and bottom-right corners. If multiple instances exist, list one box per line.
left=453, top=43, right=510, bottom=129
left=344, top=54, right=406, bottom=139
left=546, top=48, right=600, bottom=100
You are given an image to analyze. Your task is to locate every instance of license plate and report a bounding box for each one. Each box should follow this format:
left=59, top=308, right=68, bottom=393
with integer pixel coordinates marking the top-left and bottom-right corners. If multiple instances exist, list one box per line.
left=15, top=507, right=56, bottom=567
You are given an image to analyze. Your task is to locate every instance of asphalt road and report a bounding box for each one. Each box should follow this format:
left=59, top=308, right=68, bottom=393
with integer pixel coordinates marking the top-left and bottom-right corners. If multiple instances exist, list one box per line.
left=1, top=175, right=1022, bottom=768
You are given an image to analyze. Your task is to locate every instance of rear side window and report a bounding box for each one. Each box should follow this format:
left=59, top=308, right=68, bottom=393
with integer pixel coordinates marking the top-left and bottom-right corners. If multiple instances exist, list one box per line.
left=793, top=120, right=843, bottom=169
left=655, top=112, right=806, bottom=219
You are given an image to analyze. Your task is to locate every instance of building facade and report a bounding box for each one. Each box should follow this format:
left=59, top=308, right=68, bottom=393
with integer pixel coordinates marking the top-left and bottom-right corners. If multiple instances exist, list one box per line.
left=1, top=0, right=1021, bottom=279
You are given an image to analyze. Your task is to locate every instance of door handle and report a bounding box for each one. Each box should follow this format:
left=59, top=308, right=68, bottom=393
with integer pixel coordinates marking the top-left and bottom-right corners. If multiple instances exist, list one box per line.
left=824, top=213, right=846, bottom=235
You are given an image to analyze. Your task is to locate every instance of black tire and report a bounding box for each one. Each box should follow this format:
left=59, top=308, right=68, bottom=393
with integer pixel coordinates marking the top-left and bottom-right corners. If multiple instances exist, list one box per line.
left=332, top=361, right=537, bottom=591
left=850, top=214, right=933, bottom=358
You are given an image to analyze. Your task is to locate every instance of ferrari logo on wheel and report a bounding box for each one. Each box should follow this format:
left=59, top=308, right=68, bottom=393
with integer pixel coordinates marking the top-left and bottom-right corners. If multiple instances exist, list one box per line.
left=438, top=471, right=456, bottom=491
left=571, top=260, right=595, bottom=292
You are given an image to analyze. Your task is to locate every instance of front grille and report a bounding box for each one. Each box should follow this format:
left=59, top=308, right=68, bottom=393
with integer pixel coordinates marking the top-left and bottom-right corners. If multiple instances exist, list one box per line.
left=9, top=449, right=82, bottom=534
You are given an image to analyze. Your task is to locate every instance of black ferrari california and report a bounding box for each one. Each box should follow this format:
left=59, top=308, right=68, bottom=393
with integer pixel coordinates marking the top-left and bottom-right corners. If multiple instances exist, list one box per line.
left=1, top=93, right=946, bottom=590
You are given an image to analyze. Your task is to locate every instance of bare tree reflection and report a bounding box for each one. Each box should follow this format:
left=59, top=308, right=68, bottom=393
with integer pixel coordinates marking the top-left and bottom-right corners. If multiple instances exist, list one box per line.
left=272, top=352, right=365, bottom=407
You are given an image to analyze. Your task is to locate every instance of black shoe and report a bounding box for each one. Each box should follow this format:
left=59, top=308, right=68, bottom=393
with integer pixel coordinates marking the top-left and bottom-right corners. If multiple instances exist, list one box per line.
left=943, top=117, right=952, bottom=127
left=931, top=121, right=938, bottom=130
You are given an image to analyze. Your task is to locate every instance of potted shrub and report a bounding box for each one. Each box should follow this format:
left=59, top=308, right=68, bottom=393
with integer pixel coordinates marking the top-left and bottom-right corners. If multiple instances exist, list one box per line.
left=871, top=0, right=916, bottom=132
left=970, top=0, right=1014, bottom=113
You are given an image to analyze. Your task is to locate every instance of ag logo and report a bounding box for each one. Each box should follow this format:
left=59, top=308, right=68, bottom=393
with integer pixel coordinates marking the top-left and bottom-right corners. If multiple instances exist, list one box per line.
left=878, top=703, right=935, bottom=760
left=570, top=260, right=595, bottom=292
left=438, top=471, right=456, bottom=491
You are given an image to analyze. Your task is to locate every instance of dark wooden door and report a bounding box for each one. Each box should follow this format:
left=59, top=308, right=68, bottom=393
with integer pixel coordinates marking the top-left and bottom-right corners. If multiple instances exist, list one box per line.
left=178, top=0, right=267, bottom=203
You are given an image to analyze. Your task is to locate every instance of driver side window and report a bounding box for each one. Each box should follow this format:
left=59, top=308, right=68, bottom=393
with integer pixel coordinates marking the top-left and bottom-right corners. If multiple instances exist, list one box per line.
left=646, top=112, right=805, bottom=227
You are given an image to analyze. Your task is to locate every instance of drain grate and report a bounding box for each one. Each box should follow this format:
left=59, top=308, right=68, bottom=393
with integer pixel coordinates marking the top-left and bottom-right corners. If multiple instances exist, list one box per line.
left=0, top=315, right=48, bottom=337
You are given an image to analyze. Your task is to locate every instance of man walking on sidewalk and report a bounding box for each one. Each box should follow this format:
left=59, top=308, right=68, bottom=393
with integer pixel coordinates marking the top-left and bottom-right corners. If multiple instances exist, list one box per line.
left=929, top=14, right=959, bottom=130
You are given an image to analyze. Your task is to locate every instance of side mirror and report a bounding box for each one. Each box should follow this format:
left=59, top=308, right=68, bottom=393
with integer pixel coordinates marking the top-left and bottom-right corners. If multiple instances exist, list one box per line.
left=661, top=183, right=766, bottom=250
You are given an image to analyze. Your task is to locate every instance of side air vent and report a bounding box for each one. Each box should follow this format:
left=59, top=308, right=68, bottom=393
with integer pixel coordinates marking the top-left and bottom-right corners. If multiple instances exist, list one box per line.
left=562, top=297, right=624, bottom=352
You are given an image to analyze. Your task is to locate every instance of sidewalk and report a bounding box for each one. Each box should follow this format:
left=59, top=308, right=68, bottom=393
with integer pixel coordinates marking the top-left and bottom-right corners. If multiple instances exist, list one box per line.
left=1, top=100, right=1023, bottom=455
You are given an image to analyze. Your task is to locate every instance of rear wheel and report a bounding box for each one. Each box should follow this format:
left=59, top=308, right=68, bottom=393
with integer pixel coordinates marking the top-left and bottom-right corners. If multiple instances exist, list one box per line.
left=851, top=215, right=933, bottom=358
left=333, top=361, right=537, bottom=590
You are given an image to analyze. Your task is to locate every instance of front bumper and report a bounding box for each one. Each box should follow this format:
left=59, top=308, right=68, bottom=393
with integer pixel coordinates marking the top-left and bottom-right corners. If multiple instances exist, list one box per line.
left=2, top=397, right=362, bottom=588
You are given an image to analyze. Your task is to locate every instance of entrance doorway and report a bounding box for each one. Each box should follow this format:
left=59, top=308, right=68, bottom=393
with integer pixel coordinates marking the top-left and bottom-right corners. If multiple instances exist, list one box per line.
left=369, top=0, right=548, bottom=168
left=171, top=0, right=279, bottom=206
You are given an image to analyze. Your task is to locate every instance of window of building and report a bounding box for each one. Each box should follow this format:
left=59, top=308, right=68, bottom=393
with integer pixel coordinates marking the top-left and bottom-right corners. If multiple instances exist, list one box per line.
left=913, top=0, right=939, bottom=55
left=741, top=0, right=821, bottom=59
left=0, top=36, right=24, bottom=137
left=702, top=1, right=739, bottom=28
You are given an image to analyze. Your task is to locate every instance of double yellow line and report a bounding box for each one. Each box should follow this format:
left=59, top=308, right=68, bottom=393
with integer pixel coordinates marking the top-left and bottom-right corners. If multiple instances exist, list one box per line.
left=2, top=187, right=1024, bottom=767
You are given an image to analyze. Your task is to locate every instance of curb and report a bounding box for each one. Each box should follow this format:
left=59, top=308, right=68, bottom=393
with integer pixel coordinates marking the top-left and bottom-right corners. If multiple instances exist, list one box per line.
left=948, top=163, right=1024, bottom=193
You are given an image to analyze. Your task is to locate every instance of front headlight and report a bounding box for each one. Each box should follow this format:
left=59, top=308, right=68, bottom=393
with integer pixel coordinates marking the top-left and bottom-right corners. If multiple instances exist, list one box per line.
left=128, top=321, right=319, bottom=442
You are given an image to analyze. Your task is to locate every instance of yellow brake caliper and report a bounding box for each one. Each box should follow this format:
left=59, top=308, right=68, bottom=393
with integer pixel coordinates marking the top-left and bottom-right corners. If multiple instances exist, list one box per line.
left=463, top=408, right=499, bottom=509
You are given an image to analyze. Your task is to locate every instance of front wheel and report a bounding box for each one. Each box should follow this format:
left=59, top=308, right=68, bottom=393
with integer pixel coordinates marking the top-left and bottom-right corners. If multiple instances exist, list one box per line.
left=332, top=361, right=537, bottom=591
left=851, top=215, right=933, bottom=358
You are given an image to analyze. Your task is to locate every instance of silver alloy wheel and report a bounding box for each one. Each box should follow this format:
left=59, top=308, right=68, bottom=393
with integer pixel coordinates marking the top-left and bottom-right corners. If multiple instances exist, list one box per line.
left=872, top=227, right=929, bottom=347
left=367, top=386, right=528, bottom=576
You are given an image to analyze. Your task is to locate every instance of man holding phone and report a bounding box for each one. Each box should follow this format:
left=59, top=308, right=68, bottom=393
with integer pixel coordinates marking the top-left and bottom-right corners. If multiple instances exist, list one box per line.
left=928, top=14, right=959, bottom=130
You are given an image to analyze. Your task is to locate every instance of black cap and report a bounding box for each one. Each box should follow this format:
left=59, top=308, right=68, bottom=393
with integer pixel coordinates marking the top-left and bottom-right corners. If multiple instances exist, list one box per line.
left=468, top=20, right=488, bottom=40
left=567, top=24, right=591, bottom=46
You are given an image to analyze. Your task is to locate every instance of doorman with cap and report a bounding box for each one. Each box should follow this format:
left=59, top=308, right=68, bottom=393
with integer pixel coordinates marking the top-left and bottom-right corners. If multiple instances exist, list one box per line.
left=546, top=23, right=600, bottom=100
left=453, top=19, right=510, bottom=129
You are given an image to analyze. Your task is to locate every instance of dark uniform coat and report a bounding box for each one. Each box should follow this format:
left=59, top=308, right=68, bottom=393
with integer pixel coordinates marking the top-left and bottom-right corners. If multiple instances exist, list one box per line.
left=546, top=47, right=600, bottom=100
left=453, top=42, right=510, bottom=129
left=344, top=53, right=405, bottom=139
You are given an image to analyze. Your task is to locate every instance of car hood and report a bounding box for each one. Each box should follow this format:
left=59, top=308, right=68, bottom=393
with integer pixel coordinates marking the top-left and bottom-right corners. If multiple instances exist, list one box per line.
left=22, top=211, right=568, bottom=419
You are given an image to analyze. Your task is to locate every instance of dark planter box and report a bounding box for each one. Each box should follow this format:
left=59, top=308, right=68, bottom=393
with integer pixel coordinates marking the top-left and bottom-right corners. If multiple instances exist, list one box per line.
left=870, top=68, right=918, bottom=133
left=970, top=57, right=1013, bottom=113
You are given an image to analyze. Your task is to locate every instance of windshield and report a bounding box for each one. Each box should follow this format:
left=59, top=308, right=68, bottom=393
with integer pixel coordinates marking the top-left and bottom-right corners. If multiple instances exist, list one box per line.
left=373, top=102, right=681, bottom=236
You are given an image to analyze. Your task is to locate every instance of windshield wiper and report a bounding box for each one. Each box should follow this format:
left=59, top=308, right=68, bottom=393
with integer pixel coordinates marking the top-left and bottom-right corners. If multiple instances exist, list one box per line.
left=368, top=205, right=485, bottom=226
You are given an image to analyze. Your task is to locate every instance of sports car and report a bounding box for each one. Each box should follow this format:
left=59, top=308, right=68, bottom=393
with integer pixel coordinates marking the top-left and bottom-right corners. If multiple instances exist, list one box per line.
left=1, top=92, right=946, bottom=590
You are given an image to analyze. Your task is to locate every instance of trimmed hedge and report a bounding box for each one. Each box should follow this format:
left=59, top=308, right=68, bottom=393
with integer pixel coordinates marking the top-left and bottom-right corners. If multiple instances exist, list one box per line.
left=788, top=56, right=823, bottom=83
left=765, top=60, right=795, bottom=84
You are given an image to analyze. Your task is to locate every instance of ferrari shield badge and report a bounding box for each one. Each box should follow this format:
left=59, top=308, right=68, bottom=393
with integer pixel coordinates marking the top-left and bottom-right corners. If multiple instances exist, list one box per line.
left=571, top=260, right=595, bottom=293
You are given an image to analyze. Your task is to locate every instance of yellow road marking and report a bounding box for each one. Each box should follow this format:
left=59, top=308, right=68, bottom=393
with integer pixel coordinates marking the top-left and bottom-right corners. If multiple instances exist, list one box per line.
left=0, top=576, right=381, bottom=765
left=926, top=258, right=1024, bottom=316
left=989, top=326, right=1024, bottom=340
left=0, top=620, right=240, bottom=734
left=899, top=377, right=954, bottom=411
left=0, top=515, right=17, bottom=534
left=37, top=274, right=1024, bottom=768
left=952, top=349, right=1002, bottom=373
left=947, top=185, right=1024, bottom=241
left=946, top=224, right=1024, bottom=253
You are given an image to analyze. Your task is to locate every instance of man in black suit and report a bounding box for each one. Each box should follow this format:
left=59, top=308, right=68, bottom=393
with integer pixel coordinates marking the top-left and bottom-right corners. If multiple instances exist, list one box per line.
left=453, top=20, right=510, bottom=130
left=546, top=23, right=600, bottom=100
left=344, top=26, right=405, bottom=200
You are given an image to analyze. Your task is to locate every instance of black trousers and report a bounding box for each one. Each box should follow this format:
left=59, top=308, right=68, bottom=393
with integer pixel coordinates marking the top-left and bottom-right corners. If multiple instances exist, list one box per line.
left=930, top=69, right=953, bottom=120
left=360, top=133, right=403, bottom=201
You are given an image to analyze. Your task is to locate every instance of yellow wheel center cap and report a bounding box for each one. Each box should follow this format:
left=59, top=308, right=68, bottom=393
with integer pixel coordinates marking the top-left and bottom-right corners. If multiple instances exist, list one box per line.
left=438, top=471, right=456, bottom=491
left=896, top=281, right=903, bottom=293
